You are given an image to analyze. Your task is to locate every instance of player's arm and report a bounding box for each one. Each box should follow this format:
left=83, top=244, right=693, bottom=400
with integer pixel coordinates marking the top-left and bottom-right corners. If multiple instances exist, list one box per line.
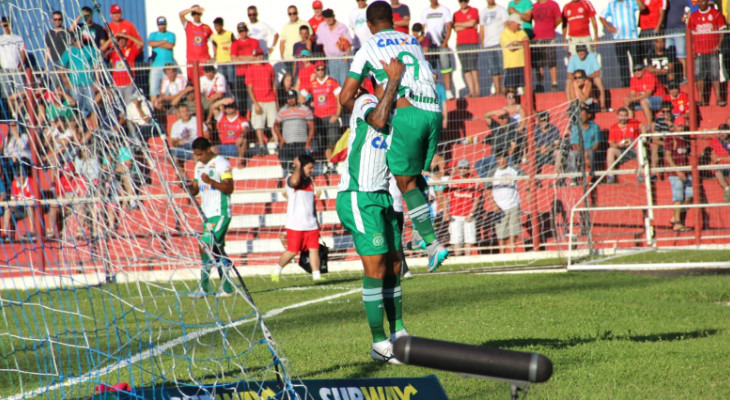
left=366, top=58, right=405, bottom=130
left=288, top=157, right=303, bottom=187
left=339, top=76, right=361, bottom=113
left=187, top=179, right=200, bottom=196
left=206, top=177, right=233, bottom=195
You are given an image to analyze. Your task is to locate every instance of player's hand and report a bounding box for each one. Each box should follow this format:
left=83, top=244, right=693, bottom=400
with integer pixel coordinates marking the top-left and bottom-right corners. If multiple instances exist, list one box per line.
left=380, top=57, right=404, bottom=81
left=200, top=173, right=212, bottom=184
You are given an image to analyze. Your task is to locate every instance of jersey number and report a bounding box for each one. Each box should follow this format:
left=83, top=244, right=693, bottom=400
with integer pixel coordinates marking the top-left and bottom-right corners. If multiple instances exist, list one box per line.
left=397, top=51, right=419, bottom=81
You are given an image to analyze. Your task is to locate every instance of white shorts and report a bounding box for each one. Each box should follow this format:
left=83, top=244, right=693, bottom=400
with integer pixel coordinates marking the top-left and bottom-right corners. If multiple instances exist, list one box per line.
left=251, top=101, right=277, bottom=130
left=449, top=216, right=477, bottom=245
left=495, top=206, right=522, bottom=240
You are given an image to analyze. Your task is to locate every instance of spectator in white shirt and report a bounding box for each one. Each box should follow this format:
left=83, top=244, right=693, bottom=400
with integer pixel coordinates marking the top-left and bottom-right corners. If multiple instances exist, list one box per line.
left=154, top=64, right=188, bottom=111
left=247, top=5, right=279, bottom=58
left=0, top=17, right=27, bottom=116
left=169, top=103, right=208, bottom=176
left=349, top=0, right=371, bottom=50
left=480, top=0, right=509, bottom=95
left=199, top=65, right=230, bottom=125
left=420, top=0, right=454, bottom=99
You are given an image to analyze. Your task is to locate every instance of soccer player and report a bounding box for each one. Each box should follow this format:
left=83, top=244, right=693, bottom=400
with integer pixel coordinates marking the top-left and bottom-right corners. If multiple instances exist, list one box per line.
left=339, top=1, right=448, bottom=273
left=336, top=56, right=407, bottom=364
left=187, top=137, right=235, bottom=298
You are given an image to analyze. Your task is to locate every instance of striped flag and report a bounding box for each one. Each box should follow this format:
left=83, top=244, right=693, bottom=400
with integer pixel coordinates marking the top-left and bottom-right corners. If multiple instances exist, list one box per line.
left=328, top=128, right=350, bottom=163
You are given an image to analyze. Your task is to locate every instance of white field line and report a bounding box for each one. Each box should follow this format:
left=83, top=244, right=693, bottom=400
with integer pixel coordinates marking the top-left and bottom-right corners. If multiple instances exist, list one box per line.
left=7, top=288, right=362, bottom=400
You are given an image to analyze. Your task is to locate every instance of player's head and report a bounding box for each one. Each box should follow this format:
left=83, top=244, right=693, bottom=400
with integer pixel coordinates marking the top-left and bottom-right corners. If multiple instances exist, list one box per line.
left=297, top=154, right=315, bottom=177
left=192, top=137, right=214, bottom=163
left=366, top=1, right=393, bottom=34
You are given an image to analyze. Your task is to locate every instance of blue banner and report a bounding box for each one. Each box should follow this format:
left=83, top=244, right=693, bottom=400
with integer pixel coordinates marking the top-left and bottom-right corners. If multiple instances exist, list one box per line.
left=114, top=375, right=449, bottom=400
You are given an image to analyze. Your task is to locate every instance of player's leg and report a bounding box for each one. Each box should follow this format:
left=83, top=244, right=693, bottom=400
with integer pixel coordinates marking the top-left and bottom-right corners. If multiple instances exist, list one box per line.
left=195, top=219, right=217, bottom=296
left=337, top=191, right=401, bottom=363
left=389, top=108, right=448, bottom=271
left=382, top=204, right=405, bottom=340
left=305, top=229, right=323, bottom=281
left=272, top=228, right=300, bottom=282
left=211, top=216, right=234, bottom=295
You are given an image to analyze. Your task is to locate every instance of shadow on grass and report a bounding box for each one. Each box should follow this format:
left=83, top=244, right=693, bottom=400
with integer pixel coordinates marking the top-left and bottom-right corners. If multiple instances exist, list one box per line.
left=298, top=359, right=392, bottom=379
left=482, top=329, right=720, bottom=349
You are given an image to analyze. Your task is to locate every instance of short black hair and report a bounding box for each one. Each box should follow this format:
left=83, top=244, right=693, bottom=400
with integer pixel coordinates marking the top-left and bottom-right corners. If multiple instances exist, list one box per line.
left=52, top=10, right=63, bottom=17
left=412, top=22, right=423, bottom=32
left=213, top=17, right=223, bottom=25
left=660, top=100, right=673, bottom=110
left=366, top=1, right=393, bottom=25
left=298, top=154, right=315, bottom=167
left=203, top=65, right=216, bottom=74
left=82, top=6, right=92, bottom=13
left=192, top=137, right=211, bottom=150
left=322, top=9, right=334, bottom=18
left=299, top=24, right=310, bottom=32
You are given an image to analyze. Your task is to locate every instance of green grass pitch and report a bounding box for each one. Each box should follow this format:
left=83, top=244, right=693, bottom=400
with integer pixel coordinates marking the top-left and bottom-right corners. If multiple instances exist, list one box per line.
left=2, top=263, right=730, bottom=399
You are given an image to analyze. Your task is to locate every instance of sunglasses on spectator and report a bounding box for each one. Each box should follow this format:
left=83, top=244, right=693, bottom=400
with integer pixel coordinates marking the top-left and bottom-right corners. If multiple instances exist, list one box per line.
left=316, top=67, right=325, bottom=71
left=248, top=13, right=257, bottom=16
left=499, top=115, right=509, bottom=119
left=506, top=94, right=515, bottom=99
left=191, top=11, right=201, bottom=16
left=288, top=11, right=298, bottom=15
left=575, top=76, right=586, bottom=79
left=53, top=18, right=63, bottom=21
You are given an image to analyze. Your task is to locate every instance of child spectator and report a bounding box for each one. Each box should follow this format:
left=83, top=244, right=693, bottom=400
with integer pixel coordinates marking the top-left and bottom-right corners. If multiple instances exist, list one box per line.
left=212, top=98, right=250, bottom=168
left=445, top=159, right=480, bottom=256
left=5, top=164, right=35, bottom=242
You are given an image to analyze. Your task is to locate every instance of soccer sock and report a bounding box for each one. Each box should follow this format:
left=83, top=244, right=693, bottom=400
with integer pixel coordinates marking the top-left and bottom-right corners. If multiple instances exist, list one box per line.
left=362, top=276, right=388, bottom=343
left=312, top=270, right=321, bottom=280
left=200, top=254, right=212, bottom=293
left=273, top=265, right=283, bottom=275
left=217, top=257, right=234, bottom=293
left=382, top=275, right=404, bottom=335
left=403, top=188, right=436, bottom=245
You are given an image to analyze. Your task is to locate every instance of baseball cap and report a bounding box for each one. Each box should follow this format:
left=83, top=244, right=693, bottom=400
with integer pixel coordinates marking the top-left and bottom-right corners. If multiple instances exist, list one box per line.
left=237, top=22, right=247, bottom=31
left=507, top=13, right=522, bottom=24
left=110, top=4, right=121, bottom=14
left=312, top=0, right=323, bottom=9
left=633, top=63, right=646, bottom=71
left=575, top=44, right=587, bottom=52
left=287, top=89, right=298, bottom=98
left=156, top=16, right=167, bottom=25
left=457, top=159, right=469, bottom=169
left=300, top=49, right=311, bottom=57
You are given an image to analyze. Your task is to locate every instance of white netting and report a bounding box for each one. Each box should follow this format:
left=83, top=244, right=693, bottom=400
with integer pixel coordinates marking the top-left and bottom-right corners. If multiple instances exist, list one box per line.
left=0, top=2, right=301, bottom=399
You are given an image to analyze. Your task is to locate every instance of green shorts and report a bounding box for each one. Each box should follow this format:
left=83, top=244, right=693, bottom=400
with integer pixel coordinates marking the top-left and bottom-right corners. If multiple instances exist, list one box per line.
left=387, top=106, right=442, bottom=176
left=336, top=191, right=402, bottom=256
left=201, top=215, right=231, bottom=247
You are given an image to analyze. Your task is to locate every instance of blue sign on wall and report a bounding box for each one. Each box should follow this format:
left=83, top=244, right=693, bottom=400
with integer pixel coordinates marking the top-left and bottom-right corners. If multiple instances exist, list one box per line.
left=112, top=375, right=450, bottom=400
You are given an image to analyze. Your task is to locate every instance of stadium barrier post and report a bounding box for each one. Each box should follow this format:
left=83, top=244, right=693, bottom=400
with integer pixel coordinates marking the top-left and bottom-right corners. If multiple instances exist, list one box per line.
left=23, top=66, right=47, bottom=272
left=522, top=40, right=540, bottom=251
left=685, top=25, right=702, bottom=245
left=192, top=61, right=205, bottom=138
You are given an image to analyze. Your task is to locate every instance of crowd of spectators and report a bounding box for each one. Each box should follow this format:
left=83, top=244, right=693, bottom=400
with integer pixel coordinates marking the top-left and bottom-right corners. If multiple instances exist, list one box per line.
left=0, top=0, right=728, bottom=247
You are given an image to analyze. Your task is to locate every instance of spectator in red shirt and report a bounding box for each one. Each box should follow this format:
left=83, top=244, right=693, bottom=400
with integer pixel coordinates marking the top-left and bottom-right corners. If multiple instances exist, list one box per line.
left=453, top=0, right=481, bottom=97
left=637, top=0, right=667, bottom=63
left=623, top=63, right=666, bottom=125
left=212, top=98, right=250, bottom=168
left=106, top=33, right=142, bottom=103
left=107, top=4, right=142, bottom=44
left=562, top=0, right=599, bottom=55
left=5, top=164, right=35, bottom=242
left=230, top=22, right=262, bottom=114
left=531, top=0, right=562, bottom=92
left=664, top=124, right=692, bottom=230
left=663, top=81, right=690, bottom=119
left=444, top=159, right=480, bottom=256
left=710, top=118, right=730, bottom=202
left=294, top=50, right=317, bottom=93
left=391, top=0, right=412, bottom=34
left=299, top=61, right=341, bottom=174
left=606, top=107, right=646, bottom=182
left=246, top=55, right=279, bottom=153
left=688, top=0, right=726, bottom=106
left=309, top=1, right=325, bottom=34
left=179, top=5, right=213, bottom=80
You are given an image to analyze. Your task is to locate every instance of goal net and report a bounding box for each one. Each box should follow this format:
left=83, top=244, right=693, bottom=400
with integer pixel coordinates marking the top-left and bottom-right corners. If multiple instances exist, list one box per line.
left=0, top=2, right=300, bottom=399
left=567, top=129, right=730, bottom=270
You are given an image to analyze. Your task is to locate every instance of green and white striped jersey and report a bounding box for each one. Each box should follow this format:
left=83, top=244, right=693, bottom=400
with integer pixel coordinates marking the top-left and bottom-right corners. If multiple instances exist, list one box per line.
left=194, top=155, right=233, bottom=219
left=348, top=29, right=440, bottom=113
left=338, top=94, right=391, bottom=193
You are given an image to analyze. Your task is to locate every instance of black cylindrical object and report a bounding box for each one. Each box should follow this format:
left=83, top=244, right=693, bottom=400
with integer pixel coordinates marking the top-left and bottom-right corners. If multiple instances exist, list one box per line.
left=393, top=336, right=553, bottom=384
